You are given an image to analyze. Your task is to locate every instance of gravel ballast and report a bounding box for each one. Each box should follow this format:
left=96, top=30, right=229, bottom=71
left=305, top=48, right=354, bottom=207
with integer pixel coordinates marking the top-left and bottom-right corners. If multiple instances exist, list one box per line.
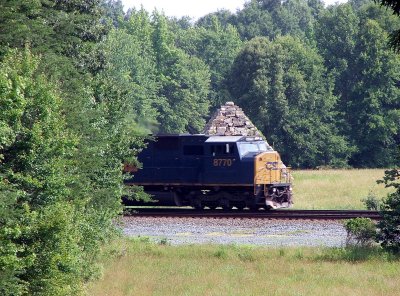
left=121, top=216, right=347, bottom=247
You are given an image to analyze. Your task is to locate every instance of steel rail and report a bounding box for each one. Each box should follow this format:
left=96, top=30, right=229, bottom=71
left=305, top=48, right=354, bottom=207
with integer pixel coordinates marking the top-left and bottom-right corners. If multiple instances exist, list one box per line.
left=123, top=208, right=381, bottom=220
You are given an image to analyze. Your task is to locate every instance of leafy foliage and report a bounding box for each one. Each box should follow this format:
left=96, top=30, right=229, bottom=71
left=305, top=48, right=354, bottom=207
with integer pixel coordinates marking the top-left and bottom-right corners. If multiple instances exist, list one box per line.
left=0, top=1, right=146, bottom=294
left=101, top=9, right=160, bottom=132
left=0, top=48, right=83, bottom=295
left=344, top=218, right=377, bottom=247
left=178, top=17, right=242, bottom=108
left=316, top=3, right=400, bottom=167
left=152, top=12, right=210, bottom=133
left=362, top=191, right=382, bottom=210
left=377, top=168, right=400, bottom=252
left=228, top=36, right=352, bottom=167
left=376, top=0, right=400, bottom=50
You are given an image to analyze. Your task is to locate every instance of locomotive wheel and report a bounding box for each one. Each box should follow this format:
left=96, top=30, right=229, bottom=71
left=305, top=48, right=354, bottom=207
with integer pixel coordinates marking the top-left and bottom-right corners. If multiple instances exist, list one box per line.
left=236, top=206, right=245, bottom=211
left=174, top=192, right=184, bottom=206
left=235, top=202, right=246, bottom=211
left=219, top=199, right=231, bottom=211
left=191, top=199, right=204, bottom=210
left=245, top=200, right=258, bottom=211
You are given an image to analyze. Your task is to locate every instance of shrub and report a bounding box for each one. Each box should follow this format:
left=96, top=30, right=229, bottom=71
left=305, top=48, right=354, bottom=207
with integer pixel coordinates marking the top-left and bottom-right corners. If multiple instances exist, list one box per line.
left=377, top=168, right=400, bottom=253
left=362, top=191, right=381, bottom=210
left=344, top=218, right=376, bottom=247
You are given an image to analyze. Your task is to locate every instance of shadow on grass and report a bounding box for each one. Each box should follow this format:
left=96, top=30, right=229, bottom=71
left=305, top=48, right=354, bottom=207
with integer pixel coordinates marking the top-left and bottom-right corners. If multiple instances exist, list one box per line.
left=315, top=246, right=400, bottom=263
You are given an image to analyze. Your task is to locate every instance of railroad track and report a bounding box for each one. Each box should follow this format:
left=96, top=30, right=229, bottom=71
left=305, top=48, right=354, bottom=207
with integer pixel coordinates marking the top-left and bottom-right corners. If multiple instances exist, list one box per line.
left=124, top=208, right=381, bottom=220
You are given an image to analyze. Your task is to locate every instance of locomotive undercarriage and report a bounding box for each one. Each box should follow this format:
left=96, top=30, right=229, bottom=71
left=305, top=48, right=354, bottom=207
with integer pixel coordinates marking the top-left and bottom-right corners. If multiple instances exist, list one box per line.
left=175, top=189, right=257, bottom=210
left=261, top=184, right=293, bottom=209
left=129, top=184, right=292, bottom=210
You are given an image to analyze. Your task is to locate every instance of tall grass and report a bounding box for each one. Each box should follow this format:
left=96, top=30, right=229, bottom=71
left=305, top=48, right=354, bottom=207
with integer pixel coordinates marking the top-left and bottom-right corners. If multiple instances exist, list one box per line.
left=86, top=238, right=400, bottom=296
left=292, top=169, right=391, bottom=209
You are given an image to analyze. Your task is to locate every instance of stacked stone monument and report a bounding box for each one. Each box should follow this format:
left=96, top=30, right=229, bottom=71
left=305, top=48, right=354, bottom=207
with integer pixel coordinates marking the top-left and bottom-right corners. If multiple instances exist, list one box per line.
left=203, top=102, right=264, bottom=137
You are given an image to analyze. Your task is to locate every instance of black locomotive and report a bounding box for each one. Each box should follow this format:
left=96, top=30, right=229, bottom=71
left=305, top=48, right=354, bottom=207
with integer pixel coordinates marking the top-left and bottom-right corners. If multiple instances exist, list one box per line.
left=124, top=134, right=293, bottom=209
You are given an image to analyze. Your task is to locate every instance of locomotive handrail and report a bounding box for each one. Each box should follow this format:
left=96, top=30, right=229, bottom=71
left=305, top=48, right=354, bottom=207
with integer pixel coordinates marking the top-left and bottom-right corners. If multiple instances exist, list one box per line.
left=253, top=166, right=292, bottom=195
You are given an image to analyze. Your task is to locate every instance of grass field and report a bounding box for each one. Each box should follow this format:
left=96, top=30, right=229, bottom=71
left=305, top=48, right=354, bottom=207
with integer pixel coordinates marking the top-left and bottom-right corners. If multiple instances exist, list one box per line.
left=86, top=238, right=400, bottom=296
left=292, top=169, right=391, bottom=209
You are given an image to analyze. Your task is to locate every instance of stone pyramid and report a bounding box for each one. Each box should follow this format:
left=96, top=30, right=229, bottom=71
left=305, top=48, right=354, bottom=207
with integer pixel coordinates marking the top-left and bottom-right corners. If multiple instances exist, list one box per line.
left=203, top=102, right=264, bottom=137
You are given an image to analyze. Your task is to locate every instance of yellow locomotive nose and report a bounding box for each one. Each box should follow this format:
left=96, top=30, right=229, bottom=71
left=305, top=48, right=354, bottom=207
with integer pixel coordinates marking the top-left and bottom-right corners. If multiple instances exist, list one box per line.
left=254, top=151, right=293, bottom=208
left=254, top=151, right=284, bottom=185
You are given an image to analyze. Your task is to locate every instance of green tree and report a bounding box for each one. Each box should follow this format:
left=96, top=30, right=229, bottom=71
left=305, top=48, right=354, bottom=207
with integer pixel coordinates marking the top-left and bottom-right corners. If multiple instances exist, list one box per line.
left=152, top=12, right=210, bottom=133
left=0, top=0, right=108, bottom=74
left=317, top=4, right=400, bottom=166
left=178, top=17, right=243, bottom=108
left=231, top=0, right=277, bottom=40
left=103, top=8, right=160, bottom=130
left=102, top=0, right=125, bottom=28
left=316, top=4, right=359, bottom=97
left=376, top=0, right=400, bottom=50
left=0, top=2, right=147, bottom=294
left=228, top=36, right=351, bottom=167
left=273, top=0, right=315, bottom=40
left=357, top=2, right=400, bottom=36
left=371, top=0, right=400, bottom=254
left=348, top=19, right=400, bottom=166
left=0, top=48, right=83, bottom=295
left=229, top=0, right=318, bottom=41
left=307, top=0, right=325, bottom=19
left=0, top=0, right=110, bottom=138
left=196, top=9, right=234, bottom=29
left=377, top=167, right=400, bottom=252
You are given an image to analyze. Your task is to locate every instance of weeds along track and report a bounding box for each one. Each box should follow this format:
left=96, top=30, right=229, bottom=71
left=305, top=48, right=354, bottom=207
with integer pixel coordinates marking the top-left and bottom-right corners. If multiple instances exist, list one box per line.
left=124, top=208, right=381, bottom=220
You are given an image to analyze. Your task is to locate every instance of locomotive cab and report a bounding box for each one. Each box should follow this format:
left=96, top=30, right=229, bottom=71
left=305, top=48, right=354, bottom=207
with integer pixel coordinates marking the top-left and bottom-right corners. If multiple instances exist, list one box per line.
left=235, top=137, right=293, bottom=209
left=203, top=136, right=249, bottom=185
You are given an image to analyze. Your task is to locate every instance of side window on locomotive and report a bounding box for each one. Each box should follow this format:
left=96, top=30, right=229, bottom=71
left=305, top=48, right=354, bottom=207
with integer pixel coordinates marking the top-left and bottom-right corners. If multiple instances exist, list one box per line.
left=183, top=145, right=204, bottom=156
left=211, top=144, right=235, bottom=156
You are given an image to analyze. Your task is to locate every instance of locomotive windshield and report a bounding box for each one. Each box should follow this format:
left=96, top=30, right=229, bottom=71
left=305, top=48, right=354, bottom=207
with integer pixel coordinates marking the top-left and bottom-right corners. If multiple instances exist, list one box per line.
left=237, top=141, right=272, bottom=156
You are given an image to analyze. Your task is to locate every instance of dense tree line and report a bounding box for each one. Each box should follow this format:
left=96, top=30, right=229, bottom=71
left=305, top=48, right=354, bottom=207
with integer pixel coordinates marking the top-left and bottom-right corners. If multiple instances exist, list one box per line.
left=1, top=0, right=400, bottom=294
left=104, top=0, right=400, bottom=168
left=193, top=0, right=400, bottom=168
left=93, top=1, right=364, bottom=169
left=169, top=0, right=400, bottom=168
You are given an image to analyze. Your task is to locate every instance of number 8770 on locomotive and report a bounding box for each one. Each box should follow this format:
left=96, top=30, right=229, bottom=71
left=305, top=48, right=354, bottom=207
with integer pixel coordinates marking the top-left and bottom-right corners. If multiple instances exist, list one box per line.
left=124, top=134, right=293, bottom=210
